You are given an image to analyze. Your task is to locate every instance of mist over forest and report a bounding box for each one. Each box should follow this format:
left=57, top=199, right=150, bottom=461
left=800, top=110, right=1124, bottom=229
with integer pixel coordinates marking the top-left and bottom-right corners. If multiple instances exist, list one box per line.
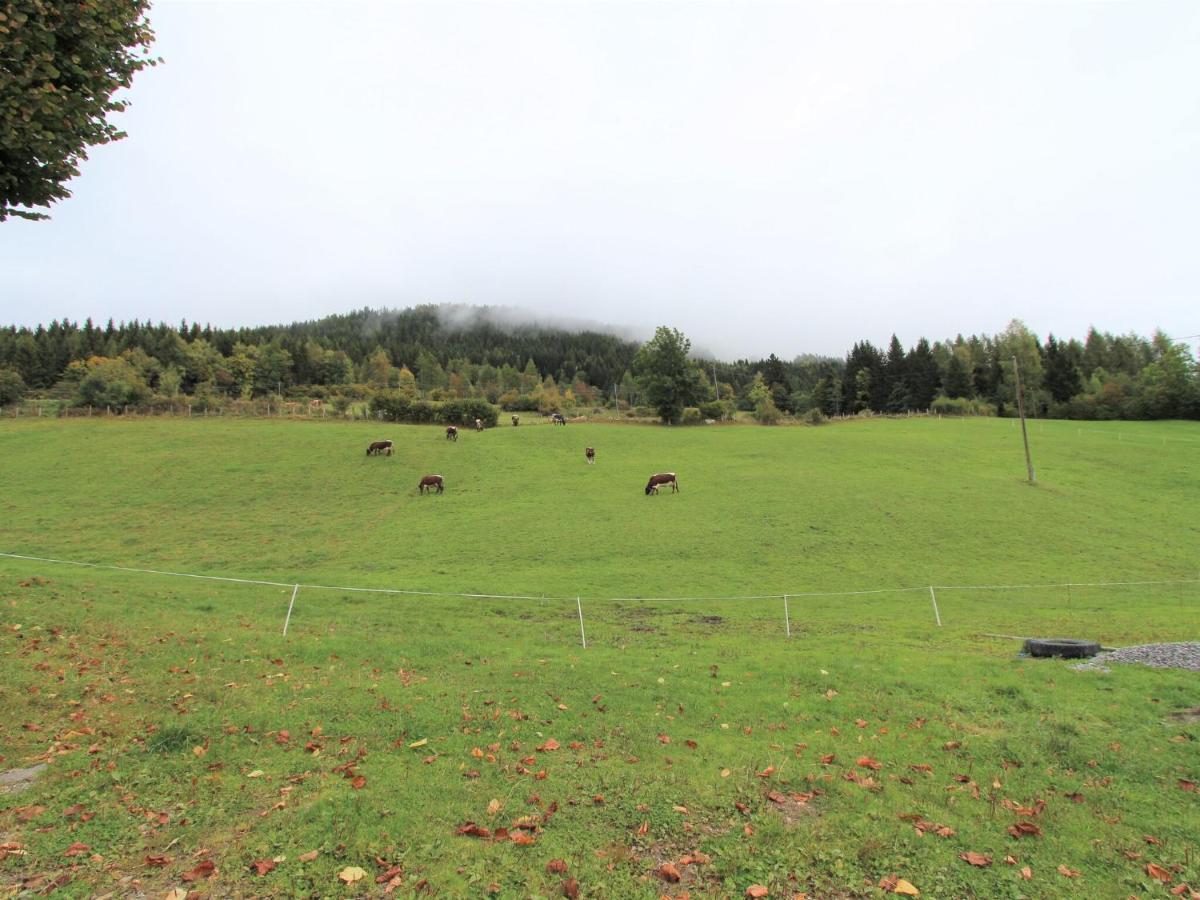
left=1, top=304, right=1196, bottom=422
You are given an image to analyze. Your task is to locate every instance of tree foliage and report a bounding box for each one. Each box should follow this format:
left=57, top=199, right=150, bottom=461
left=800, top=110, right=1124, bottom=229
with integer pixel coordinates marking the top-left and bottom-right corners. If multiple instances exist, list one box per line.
left=1, top=0, right=158, bottom=221
left=633, top=326, right=707, bottom=423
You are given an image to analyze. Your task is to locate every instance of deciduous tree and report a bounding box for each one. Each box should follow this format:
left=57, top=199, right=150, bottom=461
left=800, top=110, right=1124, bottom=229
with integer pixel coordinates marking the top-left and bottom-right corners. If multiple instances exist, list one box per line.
left=633, top=326, right=706, bottom=423
left=1, top=0, right=158, bottom=220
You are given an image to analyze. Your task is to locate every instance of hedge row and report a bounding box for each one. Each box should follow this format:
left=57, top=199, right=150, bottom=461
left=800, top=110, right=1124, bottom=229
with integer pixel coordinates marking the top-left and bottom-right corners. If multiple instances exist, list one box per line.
left=368, top=393, right=500, bottom=427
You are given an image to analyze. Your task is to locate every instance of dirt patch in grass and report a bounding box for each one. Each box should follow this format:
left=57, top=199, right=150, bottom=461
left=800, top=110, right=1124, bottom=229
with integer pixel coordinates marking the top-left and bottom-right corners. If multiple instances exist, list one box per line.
left=691, top=615, right=725, bottom=627
left=1167, top=706, right=1200, bottom=723
left=765, top=790, right=821, bottom=828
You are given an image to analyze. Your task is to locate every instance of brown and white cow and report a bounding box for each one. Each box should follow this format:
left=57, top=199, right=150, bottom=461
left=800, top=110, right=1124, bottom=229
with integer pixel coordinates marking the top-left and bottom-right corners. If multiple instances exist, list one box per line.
left=585, top=447, right=595, bottom=465
left=366, top=440, right=393, bottom=456
left=445, top=425, right=458, bottom=441
left=418, top=474, right=444, bottom=494
left=644, top=472, right=678, bottom=495
left=474, top=418, right=484, bottom=432
left=511, top=415, right=520, bottom=426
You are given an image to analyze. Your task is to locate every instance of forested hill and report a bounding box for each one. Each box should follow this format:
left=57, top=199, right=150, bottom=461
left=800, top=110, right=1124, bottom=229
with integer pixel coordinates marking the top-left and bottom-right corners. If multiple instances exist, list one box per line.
left=232, top=306, right=640, bottom=390
left=1, top=305, right=641, bottom=391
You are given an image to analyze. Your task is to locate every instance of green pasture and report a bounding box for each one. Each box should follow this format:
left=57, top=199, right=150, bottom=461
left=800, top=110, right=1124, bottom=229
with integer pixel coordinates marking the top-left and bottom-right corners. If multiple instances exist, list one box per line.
left=1, top=417, right=1197, bottom=898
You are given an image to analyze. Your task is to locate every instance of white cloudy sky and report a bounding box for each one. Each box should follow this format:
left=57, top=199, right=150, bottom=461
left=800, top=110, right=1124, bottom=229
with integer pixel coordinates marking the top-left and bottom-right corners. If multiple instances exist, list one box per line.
left=2, top=0, right=1197, bottom=358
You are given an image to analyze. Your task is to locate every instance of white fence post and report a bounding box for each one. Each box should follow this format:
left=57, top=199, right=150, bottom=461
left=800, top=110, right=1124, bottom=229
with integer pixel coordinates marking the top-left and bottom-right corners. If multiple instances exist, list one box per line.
left=282, top=584, right=300, bottom=636
left=783, top=594, right=791, bottom=638
left=576, top=596, right=587, bottom=648
left=929, top=586, right=942, bottom=627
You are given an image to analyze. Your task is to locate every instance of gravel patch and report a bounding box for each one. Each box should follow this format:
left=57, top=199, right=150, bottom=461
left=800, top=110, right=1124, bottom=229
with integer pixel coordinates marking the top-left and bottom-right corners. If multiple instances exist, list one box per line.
left=1073, top=642, right=1200, bottom=673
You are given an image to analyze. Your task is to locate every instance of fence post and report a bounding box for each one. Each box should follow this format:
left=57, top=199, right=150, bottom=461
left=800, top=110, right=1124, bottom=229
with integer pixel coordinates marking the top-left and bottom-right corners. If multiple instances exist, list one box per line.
left=783, top=594, right=791, bottom=638
left=576, top=596, right=587, bottom=649
left=929, top=586, right=942, bottom=626
left=282, top=584, right=300, bottom=636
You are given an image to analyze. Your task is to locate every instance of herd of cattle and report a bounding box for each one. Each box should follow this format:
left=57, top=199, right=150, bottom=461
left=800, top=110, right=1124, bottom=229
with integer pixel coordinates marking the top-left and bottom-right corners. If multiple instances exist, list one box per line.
left=365, top=419, right=678, bottom=496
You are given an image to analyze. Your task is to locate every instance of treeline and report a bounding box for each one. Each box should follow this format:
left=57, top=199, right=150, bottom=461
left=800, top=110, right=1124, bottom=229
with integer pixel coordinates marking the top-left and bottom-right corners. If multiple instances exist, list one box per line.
left=675, top=321, right=1197, bottom=423
left=0, top=307, right=1195, bottom=421
left=0, top=305, right=640, bottom=412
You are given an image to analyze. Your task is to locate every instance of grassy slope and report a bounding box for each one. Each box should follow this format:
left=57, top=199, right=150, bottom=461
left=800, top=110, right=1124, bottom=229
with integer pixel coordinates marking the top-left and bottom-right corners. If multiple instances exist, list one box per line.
left=1, top=417, right=1198, bottom=898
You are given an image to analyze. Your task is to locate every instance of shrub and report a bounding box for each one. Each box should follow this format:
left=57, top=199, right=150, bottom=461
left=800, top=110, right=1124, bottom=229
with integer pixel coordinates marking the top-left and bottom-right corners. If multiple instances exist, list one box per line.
left=681, top=407, right=703, bottom=425
left=75, top=357, right=151, bottom=409
left=754, top=398, right=781, bottom=425
left=369, top=392, right=499, bottom=427
left=501, top=394, right=541, bottom=412
left=930, top=395, right=997, bottom=417
left=803, top=407, right=827, bottom=425
left=0, top=368, right=27, bottom=405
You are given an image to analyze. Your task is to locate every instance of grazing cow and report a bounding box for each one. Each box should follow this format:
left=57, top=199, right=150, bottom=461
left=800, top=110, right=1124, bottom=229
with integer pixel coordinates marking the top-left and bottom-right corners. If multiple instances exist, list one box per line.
left=644, top=472, right=679, bottom=495
left=474, top=418, right=484, bottom=432
left=366, top=440, right=394, bottom=456
left=445, top=425, right=458, bottom=441
left=585, top=447, right=595, bottom=465
left=418, top=474, right=444, bottom=494
left=551, top=413, right=567, bottom=425
left=511, top=415, right=520, bottom=426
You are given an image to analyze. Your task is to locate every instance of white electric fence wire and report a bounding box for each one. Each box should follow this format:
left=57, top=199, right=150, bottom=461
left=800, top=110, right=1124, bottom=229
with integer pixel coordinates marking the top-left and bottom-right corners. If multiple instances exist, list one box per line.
left=2, top=551, right=1197, bottom=604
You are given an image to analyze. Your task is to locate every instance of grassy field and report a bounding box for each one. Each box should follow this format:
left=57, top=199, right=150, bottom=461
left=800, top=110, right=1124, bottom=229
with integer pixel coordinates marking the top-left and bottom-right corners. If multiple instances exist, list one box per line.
left=1, top=416, right=1198, bottom=898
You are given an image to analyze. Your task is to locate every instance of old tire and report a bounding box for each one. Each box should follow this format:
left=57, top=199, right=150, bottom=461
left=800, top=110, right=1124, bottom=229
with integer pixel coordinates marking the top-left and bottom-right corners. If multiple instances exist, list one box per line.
left=1023, top=638, right=1101, bottom=659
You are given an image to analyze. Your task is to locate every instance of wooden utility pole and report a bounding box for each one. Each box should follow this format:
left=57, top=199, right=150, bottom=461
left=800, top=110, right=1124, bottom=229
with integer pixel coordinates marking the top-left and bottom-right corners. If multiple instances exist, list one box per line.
left=1012, top=357, right=1036, bottom=484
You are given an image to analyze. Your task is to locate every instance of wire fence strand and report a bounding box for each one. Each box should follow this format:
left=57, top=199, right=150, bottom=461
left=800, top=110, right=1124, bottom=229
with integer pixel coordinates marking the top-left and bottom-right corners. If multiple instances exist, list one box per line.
left=3, top=550, right=1196, bottom=604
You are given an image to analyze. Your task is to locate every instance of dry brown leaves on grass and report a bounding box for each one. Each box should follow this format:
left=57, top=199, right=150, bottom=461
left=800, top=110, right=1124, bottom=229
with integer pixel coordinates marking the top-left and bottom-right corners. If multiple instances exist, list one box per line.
left=879, top=874, right=921, bottom=895
left=898, top=814, right=953, bottom=838
left=959, top=852, right=992, bottom=867
left=1147, top=863, right=1173, bottom=883
left=1006, top=821, right=1042, bottom=839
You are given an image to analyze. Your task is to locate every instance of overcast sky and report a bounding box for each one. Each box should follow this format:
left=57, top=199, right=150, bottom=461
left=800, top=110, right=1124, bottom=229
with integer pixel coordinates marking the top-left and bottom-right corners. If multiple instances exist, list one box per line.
left=2, top=1, right=1197, bottom=359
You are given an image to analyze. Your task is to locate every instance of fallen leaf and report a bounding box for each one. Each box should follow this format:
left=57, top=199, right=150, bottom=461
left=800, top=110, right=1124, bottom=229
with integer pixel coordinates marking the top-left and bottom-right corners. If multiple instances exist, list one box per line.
left=299, top=850, right=319, bottom=862
left=659, top=863, right=682, bottom=882
left=1056, top=865, right=1081, bottom=878
left=1179, top=780, right=1197, bottom=792
left=746, top=886, right=769, bottom=898
left=250, top=859, right=277, bottom=876
left=487, top=798, right=502, bottom=816
left=181, top=860, right=216, bottom=881
left=856, top=756, right=882, bottom=771
left=537, top=739, right=560, bottom=752
left=1007, top=822, right=1042, bottom=839
left=547, top=859, right=569, bottom=874
left=1147, top=863, right=1173, bottom=884
left=562, top=877, right=579, bottom=898
left=959, top=852, right=992, bottom=867
left=894, top=879, right=920, bottom=896
left=247, top=769, right=264, bottom=778
left=338, top=866, right=367, bottom=883
left=145, top=854, right=172, bottom=867
left=408, top=738, right=428, bottom=748
left=64, top=842, right=91, bottom=857
left=757, top=766, right=776, bottom=778
left=376, top=865, right=403, bottom=884
left=1019, top=866, right=1033, bottom=880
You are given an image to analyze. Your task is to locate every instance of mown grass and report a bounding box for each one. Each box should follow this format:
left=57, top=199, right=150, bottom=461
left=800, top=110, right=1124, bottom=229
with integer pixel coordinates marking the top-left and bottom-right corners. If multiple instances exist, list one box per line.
left=1, top=416, right=1198, bottom=898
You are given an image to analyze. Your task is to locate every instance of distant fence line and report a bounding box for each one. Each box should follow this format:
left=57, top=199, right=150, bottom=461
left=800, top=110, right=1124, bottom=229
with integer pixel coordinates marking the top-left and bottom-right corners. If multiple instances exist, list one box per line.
left=3, top=551, right=1196, bottom=646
